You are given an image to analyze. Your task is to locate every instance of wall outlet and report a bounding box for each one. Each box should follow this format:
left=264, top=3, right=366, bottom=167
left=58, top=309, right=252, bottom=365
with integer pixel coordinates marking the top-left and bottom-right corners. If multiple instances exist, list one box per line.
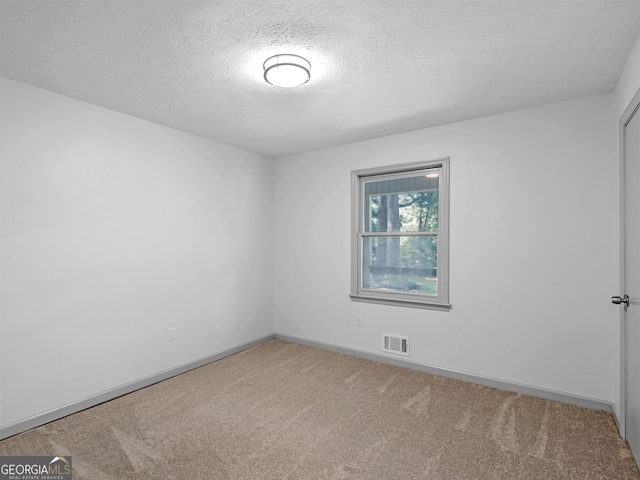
left=356, top=314, right=363, bottom=327
left=168, top=328, right=175, bottom=341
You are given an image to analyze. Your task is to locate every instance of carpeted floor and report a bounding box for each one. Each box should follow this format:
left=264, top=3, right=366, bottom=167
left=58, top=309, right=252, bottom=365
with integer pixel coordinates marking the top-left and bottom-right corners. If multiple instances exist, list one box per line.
left=1, top=339, right=639, bottom=479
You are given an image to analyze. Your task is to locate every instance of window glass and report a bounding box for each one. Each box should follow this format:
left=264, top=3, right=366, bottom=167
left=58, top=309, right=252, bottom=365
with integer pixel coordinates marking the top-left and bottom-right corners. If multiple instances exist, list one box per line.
left=366, top=186, right=439, bottom=233
left=362, top=236, right=437, bottom=295
left=351, top=161, right=449, bottom=309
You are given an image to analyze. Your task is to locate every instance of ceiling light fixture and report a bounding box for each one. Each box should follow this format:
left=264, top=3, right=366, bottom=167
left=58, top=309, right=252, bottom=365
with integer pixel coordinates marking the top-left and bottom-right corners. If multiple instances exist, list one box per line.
left=263, top=54, right=311, bottom=88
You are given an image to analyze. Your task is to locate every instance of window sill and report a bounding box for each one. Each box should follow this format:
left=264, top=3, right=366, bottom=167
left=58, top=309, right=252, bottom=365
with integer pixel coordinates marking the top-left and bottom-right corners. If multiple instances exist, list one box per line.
left=349, top=294, right=451, bottom=311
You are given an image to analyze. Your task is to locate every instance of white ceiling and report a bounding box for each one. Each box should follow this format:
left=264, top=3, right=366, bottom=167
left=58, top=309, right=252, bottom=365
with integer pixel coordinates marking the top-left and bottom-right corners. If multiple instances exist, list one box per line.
left=2, top=1, right=640, bottom=158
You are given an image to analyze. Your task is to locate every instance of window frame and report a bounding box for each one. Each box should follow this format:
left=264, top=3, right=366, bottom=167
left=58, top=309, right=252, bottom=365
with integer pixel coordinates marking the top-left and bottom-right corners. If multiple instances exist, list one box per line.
left=350, top=158, right=451, bottom=310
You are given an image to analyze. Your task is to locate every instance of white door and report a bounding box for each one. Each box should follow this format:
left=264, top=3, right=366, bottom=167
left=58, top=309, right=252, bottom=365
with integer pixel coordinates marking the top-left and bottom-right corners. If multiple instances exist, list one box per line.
left=619, top=91, right=640, bottom=466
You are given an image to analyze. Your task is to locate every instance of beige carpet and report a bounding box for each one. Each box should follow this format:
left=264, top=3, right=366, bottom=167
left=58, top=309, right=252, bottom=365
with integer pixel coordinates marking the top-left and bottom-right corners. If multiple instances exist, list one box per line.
left=1, top=340, right=639, bottom=479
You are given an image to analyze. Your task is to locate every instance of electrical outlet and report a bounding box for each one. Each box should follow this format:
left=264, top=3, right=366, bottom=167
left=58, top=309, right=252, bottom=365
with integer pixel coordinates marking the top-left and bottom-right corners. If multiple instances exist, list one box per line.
left=356, top=314, right=363, bottom=327
left=168, top=328, right=175, bottom=341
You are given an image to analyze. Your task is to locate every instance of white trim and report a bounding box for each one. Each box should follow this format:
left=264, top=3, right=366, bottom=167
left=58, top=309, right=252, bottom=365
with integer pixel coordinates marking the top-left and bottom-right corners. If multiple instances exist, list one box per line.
left=362, top=231, right=438, bottom=237
left=1, top=332, right=617, bottom=441
left=351, top=158, right=450, bottom=310
left=0, top=335, right=274, bottom=441
left=274, top=333, right=615, bottom=413
left=349, top=294, right=451, bottom=310
left=619, top=86, right=640, bottom=440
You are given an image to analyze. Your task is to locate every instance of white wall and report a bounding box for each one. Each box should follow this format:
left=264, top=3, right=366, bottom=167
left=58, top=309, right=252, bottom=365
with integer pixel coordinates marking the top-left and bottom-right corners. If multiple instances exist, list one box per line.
left=274, top=93, right=617, bottom=404
left=0, top=78, right=274, bottom=427
left=615, top=34, right=640, bottom=120
left=612, top=33, right=640, bottom=416
left=3, top=35, right=637, bottom=429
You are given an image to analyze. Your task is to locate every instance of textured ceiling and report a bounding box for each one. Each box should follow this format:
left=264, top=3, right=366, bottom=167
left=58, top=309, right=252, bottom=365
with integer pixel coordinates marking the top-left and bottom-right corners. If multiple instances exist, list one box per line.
left=2, top=1, right=640, bottom=158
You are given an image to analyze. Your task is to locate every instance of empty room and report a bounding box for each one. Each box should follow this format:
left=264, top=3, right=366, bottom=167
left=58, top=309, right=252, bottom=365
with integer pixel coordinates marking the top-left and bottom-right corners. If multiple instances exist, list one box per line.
left=1, top=1, right=640, bottom=478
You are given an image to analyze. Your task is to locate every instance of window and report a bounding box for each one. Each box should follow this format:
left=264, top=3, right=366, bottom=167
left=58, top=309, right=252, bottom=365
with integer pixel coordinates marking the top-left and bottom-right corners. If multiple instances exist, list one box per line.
left=350, top=159, right=450, bottom=310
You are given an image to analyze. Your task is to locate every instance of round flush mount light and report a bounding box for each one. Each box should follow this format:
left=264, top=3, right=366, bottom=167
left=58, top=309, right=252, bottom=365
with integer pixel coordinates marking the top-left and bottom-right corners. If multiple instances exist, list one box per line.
left=263, top=54, right=311, bottom=88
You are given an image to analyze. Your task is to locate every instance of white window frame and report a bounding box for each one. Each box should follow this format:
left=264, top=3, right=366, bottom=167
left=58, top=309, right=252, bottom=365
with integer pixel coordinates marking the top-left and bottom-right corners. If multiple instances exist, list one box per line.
left=350, top=158, right=450, bottom=310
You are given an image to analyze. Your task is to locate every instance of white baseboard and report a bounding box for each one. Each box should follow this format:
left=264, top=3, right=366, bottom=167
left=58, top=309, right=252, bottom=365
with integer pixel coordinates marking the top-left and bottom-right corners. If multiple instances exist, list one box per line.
left=1, top=333, right=618, bottom=441
left=274, top=333, right=616, bottom=415
left=0, top=335, right=274, bottom=441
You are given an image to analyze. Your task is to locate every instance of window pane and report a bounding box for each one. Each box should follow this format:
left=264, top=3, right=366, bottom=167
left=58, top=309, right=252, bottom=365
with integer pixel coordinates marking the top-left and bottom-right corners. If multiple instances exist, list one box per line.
left=365, top=175, right=439, bottom=232
left=362, top=236, right=437, bottom=295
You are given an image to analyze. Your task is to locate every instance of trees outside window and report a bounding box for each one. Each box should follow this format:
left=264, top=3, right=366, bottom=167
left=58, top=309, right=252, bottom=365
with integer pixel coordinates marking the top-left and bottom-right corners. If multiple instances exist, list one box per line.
left=351, top=159, right=450, bottom=310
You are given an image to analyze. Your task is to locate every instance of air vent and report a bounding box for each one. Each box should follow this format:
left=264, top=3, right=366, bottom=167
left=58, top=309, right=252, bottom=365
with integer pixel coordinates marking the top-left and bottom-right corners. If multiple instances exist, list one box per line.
left=382, top=333, right=410, bottom=356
